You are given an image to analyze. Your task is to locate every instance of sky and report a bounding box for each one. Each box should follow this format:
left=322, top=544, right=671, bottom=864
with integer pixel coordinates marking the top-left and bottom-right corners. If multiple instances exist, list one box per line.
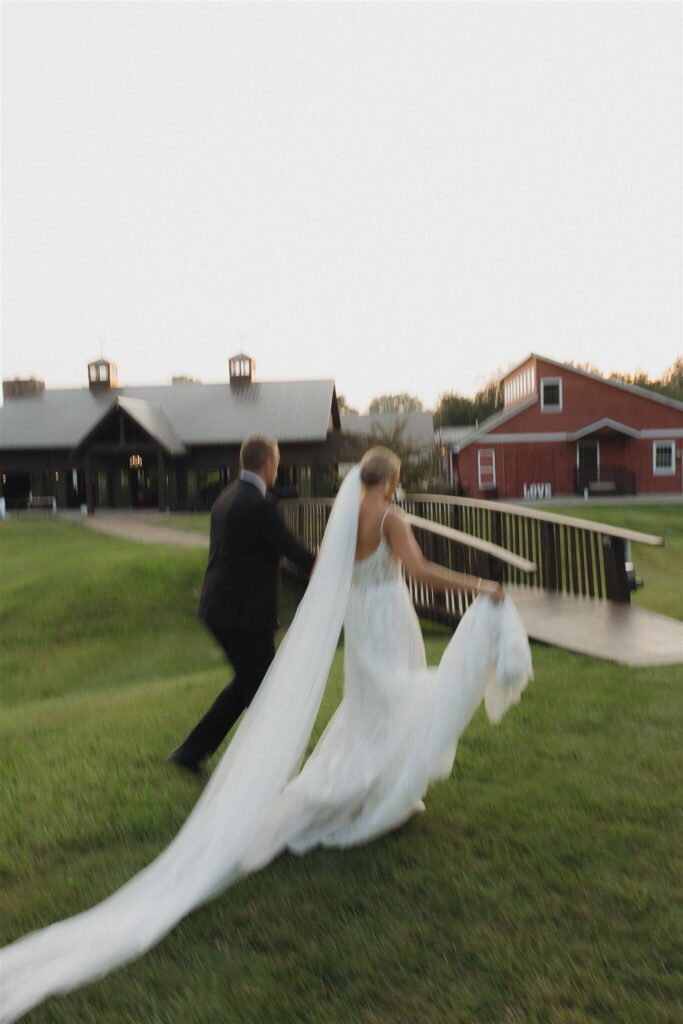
left=1, top=0, right=681, bottom=412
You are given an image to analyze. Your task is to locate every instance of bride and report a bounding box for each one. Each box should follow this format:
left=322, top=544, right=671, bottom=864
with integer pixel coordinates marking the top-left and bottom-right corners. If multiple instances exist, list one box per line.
left=0, top=448, right=531, bottom=1022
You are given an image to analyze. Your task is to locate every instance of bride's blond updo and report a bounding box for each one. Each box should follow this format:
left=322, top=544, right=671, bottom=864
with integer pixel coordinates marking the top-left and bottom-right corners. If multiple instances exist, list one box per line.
left=360, top=446, right=401, bottom=488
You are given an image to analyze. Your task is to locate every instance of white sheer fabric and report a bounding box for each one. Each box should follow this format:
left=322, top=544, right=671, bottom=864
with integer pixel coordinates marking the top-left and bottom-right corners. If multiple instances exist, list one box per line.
left=0, top=467, right=532, bottom=1022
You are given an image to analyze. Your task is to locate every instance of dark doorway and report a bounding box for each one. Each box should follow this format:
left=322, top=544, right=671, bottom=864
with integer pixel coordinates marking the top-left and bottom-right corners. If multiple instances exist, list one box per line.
left=576, top=441, right=599, bottom=490
left=128, top=467, right=159, bottom=508
left=1, top=472, right=31, bottom=510
left=66, top=469, right=87, bottom=508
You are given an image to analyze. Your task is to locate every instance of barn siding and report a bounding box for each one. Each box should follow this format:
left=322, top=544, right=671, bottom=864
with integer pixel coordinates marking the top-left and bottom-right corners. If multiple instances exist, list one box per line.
left=453, top=357, right=683, bottom=498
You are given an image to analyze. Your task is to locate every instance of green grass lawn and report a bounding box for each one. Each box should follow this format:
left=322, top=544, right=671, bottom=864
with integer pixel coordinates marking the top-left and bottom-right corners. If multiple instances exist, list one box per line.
left=1, top=515, right=682, bottom=1023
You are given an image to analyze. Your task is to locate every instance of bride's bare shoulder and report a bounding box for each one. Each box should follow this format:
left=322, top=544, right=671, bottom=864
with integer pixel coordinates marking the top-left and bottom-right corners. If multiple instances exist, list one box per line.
left=383, top=505, right=407, bottom=529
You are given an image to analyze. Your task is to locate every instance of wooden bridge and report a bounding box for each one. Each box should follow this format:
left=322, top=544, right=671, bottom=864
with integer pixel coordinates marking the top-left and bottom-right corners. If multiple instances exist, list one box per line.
left=281, top=494, right=683, bottom=667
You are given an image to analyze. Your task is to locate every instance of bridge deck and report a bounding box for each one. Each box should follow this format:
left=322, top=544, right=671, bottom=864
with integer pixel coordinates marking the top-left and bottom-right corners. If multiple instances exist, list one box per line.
left=506, top=585, right=683, bottom=667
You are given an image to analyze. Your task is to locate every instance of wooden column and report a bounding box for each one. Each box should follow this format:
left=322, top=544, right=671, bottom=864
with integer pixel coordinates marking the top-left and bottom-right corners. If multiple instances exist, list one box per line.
left=157, top=450, right=166, bottom=512
left=85, top=453, right=95, bottom=515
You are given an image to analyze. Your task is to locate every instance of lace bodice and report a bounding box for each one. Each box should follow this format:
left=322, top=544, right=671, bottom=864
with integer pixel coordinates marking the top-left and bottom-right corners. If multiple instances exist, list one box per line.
left=351, top=535, right=402, bottom=588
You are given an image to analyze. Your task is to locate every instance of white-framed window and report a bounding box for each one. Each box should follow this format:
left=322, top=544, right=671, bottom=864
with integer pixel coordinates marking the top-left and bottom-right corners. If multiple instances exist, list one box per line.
left=540, top=377, right=562, bottom=411
left=477, top=449, right=496, bottom=490
left=652, top=440, right=675, bottom=476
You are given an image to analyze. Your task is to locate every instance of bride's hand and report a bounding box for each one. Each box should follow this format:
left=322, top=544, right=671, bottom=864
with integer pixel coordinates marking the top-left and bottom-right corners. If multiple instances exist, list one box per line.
left=480, top=580, right=504, bottom=604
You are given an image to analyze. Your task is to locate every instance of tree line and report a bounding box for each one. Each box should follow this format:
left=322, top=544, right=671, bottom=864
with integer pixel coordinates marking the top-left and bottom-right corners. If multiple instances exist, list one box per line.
left=339, top=356, right=682, bottom=426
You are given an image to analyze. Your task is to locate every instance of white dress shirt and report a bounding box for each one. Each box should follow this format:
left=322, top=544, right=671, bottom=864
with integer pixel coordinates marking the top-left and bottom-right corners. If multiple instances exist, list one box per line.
left=240, top=470, right=267, bottom=498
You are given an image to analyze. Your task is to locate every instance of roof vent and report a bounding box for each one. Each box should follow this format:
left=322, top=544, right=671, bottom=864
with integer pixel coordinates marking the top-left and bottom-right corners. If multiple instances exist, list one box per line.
left=88, top=358, right=118, bottom=391
left=229, top=353, right=255, bottom=384
left=2, top=377, right=46, bottom=399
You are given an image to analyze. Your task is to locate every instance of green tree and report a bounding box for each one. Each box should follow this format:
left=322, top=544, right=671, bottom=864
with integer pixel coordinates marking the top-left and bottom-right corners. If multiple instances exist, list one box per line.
left=435, top=373, right=503, bottom=427
left=472, top=374, right=503, bottom=422
left=343, top=417, right=443, bottom=493
left=660, top=356, right=683, bottom=402
left=337, top=394, right=359, bottom=416
left=368, top=393, right=423, bottom=414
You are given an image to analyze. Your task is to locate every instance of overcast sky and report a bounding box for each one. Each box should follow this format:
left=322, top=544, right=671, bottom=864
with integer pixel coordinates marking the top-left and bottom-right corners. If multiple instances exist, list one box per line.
left=1, top=1, right=681, bottom=411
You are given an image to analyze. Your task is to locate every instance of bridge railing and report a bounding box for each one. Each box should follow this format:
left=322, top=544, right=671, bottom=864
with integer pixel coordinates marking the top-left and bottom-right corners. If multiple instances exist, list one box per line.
left=280, top=497, right=537, bottom=627
left=401, top=494, right=663, bottom=605
left=281, top=492, right=664, bottom=623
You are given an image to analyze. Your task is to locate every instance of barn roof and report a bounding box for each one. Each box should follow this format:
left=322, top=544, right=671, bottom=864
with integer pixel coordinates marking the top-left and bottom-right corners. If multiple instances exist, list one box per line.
left=0, top=379, right=338, bottom=451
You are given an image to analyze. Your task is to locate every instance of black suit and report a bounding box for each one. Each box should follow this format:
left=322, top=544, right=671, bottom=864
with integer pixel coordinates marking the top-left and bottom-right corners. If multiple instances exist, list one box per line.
left=173, top=479, right=315, bottom=767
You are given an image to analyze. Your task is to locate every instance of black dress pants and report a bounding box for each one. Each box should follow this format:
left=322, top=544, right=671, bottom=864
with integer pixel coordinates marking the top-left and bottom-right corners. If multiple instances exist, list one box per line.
left=176, top=626, right=276, bottom=765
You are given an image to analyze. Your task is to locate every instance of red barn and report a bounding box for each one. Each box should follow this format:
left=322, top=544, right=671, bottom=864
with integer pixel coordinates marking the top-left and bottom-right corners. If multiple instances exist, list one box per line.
left=450, top=354, right=683, bottom=499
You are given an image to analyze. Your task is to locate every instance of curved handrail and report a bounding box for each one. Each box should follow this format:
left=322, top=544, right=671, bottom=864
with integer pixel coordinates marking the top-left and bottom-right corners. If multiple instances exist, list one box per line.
left=405, top=493, right=664, bottom=547
left=402, top=513, right=536, bottom=573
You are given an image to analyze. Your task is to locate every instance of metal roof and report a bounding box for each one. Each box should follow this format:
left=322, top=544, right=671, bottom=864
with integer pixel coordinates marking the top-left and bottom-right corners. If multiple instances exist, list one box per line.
left=450, top=395, right=539, bottom=452
left=436, top=425, right=477, bottom=445
left=341, top=411, right=435, bottom=447
left=0, top=379, right=337, bottom=451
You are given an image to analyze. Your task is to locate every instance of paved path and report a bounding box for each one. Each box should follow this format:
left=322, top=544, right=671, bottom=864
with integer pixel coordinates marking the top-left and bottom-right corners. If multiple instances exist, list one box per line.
left=78, top=512, right=209, bottom=549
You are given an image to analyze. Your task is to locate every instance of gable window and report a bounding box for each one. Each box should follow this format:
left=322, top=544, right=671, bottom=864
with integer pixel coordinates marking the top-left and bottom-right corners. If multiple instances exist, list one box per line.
left=653, top=440, right=675, bottom=476
left=541, top=377, right=562, bottom=412
left=477, top=449, right=496, bottom=490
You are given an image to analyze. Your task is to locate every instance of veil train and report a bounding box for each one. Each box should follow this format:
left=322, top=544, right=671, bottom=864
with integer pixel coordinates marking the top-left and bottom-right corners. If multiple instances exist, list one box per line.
left=0, top=465, right=531, bottom=1022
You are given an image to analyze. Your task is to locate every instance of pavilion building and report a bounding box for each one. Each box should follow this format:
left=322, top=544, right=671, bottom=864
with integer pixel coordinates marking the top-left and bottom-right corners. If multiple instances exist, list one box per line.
left=0, top=354, right=343, bottom=511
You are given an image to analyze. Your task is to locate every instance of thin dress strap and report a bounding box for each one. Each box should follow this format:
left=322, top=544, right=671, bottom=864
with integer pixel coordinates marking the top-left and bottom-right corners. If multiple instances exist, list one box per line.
left=380, top=504, right=395, bottom=539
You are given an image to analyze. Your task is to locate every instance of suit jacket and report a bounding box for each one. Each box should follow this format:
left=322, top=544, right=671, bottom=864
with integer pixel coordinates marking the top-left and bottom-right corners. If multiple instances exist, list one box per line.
left=198, top=479, right=315, bottom=634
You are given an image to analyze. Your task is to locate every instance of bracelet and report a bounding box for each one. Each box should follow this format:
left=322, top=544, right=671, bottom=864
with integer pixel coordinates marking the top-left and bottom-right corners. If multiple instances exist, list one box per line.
left=476, top=577, right=482, bottom=593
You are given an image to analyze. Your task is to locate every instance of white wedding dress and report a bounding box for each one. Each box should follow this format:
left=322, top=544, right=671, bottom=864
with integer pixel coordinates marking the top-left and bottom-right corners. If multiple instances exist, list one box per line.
left=0, top=468, right=532, bottom=1022
left=244, top=519, right=528, bottom=871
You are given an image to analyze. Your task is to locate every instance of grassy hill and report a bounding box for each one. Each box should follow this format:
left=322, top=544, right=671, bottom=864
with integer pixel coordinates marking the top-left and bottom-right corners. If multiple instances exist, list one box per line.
left=1, top=514, right=681, bottom=1023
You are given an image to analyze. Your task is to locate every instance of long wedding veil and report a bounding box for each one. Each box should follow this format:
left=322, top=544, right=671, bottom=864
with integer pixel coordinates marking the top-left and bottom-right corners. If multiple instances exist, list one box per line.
left=0, top=467, right=363, bottom=1023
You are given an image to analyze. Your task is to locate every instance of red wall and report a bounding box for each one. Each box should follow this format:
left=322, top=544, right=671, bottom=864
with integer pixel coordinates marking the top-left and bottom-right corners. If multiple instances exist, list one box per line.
left=455, top=437, right=682, bottom=499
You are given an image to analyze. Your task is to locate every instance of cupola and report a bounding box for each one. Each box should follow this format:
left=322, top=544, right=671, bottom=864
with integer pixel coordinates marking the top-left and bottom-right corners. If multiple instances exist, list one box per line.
left=88, top=358, right=118, bottom=391
left=2, top=377, right=45, bottom=399
left=229, top=353, right=255, bottom=385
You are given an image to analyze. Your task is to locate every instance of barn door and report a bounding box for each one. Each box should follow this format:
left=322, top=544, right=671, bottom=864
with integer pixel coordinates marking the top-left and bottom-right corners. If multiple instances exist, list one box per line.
left=577, top=440, right=599, bottom=489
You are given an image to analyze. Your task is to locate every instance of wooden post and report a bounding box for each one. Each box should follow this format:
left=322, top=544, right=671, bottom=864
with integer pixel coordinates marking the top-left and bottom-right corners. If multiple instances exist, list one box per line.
left=85, top=453, right=95, bottom=515
left=488, top=511, right=505, bottom=585
left=541, top=522, right=557, bottom=592
left=157, top=450, right=166, bottom=512
left=602, top=535, right=631, bottom=603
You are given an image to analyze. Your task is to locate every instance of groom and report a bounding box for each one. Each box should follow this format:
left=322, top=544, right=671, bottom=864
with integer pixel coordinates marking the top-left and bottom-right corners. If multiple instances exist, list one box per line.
left=168, top=434, right=315, bottom=773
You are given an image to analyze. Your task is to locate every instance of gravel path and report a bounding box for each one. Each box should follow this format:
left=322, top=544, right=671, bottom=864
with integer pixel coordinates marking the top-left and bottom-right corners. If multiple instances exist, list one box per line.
left=79, top=512, right=209, bottom=548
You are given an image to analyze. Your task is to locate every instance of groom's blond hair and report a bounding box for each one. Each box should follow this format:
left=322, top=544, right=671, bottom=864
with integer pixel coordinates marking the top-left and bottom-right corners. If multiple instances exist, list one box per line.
left=360, top=447, right=401, bottom=487
left=240, top=434, right=279, bottom=472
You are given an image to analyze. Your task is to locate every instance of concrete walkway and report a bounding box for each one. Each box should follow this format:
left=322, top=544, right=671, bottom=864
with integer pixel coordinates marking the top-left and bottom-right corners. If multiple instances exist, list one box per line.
left=77, top=511, right=209, bottom=549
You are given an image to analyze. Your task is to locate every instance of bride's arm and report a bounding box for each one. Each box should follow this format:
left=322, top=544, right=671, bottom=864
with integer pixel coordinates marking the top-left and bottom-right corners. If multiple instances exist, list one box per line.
left=384, top=511, right=503, bottom=602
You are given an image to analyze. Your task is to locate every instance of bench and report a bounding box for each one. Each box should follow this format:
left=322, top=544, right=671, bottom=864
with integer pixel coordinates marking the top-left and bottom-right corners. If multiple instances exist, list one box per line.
left=588, top=481, right=617, bottom=495
left=27, top=496, right=57, bottom=514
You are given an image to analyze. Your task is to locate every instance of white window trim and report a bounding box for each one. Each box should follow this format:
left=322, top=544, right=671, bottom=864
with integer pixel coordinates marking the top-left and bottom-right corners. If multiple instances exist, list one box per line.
left=477, top=448, right=496, bottom=490
left=540, top=376, right=563, bottom=412
left=652, top=440, right=676, bottom=476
